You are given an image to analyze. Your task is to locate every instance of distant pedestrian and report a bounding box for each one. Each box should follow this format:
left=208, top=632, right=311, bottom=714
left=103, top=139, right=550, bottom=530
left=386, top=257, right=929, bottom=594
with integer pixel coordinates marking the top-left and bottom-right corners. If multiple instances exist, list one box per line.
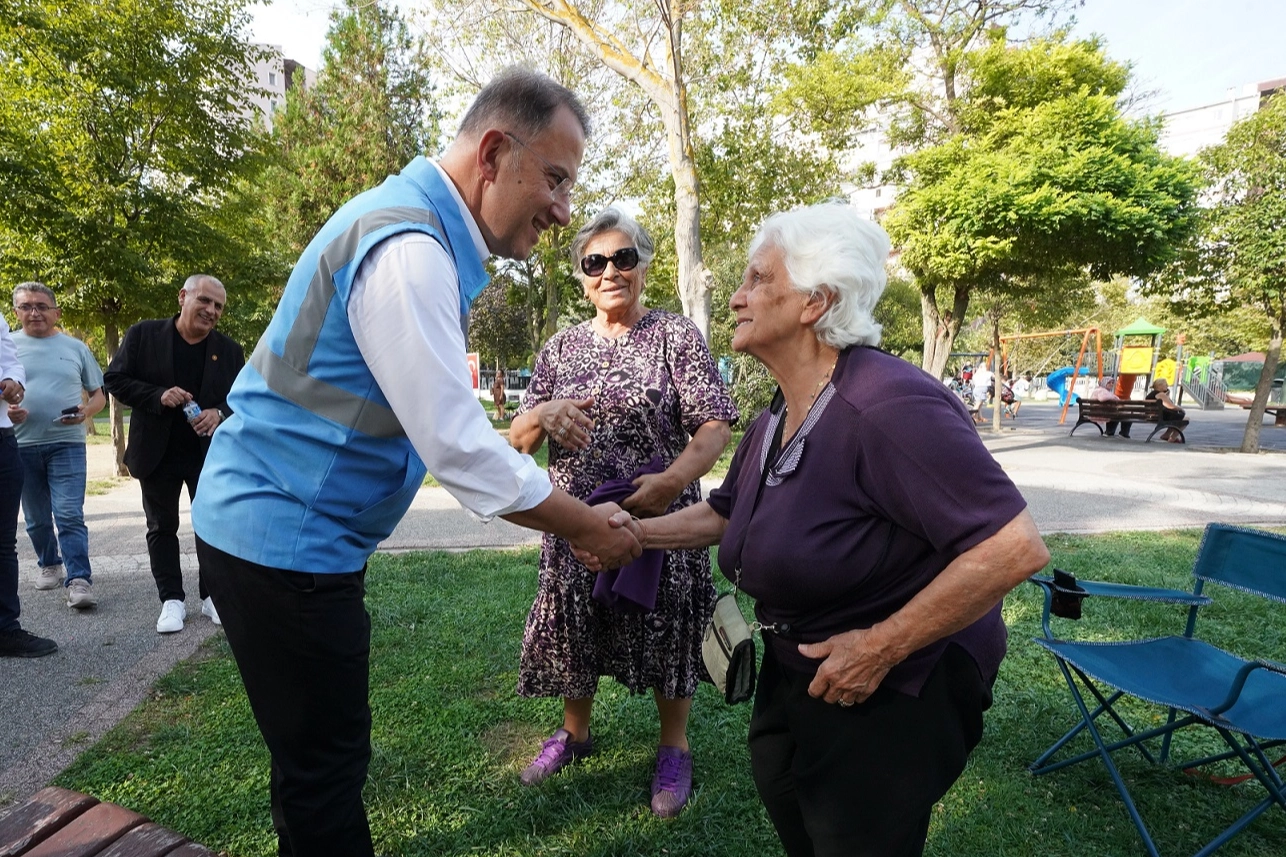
left=0, top=313, right=57, bottom=658
left=491, top=370, right=508, bottom=421
left=1012, top=373, right=1032, bottom=400
left=8, top=283, right=105, bottom=609
left=104, top=274, right=244, bottom=634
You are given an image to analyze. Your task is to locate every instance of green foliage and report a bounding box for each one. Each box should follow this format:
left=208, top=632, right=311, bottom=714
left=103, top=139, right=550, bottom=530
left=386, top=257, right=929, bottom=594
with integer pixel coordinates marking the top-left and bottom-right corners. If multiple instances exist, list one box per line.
left=54, top=533, right=1286, bottom=856
left=0, top=0, right=270, bottom=341
left=468, top=277, right=534, bottom=371
left=259, top=0, right=441, bottom=259
left=873, top=272, right=925, bottom=360
left=1154, top=92, right=1286, bottom=337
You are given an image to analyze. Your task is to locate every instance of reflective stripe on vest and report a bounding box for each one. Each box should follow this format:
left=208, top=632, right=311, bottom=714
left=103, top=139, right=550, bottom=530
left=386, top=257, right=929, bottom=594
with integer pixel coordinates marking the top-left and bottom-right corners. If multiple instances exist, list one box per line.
left=250, top=205, right=445, bottom=439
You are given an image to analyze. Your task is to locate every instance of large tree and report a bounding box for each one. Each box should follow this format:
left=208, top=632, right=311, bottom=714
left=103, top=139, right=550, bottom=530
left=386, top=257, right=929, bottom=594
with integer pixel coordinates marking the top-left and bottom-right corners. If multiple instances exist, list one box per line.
left=806, top=31, right=1198, bottom=378
left=1153, top=92, right=1286, bottom=454
left=0, top=0, right=269, bottom=472
left=260, top=0, right=441, bottom=259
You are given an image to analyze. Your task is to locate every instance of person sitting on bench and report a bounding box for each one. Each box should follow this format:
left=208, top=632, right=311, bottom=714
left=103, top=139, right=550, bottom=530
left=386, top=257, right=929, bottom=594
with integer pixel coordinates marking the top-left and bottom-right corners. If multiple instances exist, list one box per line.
left=1146, top=378, right=1186, bottom=443
left=1089, top=376, right=1131, bottom=439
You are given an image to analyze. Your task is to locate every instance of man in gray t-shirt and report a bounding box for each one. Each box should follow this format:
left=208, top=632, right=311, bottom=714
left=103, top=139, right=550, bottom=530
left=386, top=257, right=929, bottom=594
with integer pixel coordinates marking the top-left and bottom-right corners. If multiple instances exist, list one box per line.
left=7, top=283, right=105, bottom=609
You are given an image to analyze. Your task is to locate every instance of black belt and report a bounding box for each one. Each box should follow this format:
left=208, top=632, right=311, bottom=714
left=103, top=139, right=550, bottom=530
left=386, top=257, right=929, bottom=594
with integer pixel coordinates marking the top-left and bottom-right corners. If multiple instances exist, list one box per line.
left=0, top=426, right=13, bottom=437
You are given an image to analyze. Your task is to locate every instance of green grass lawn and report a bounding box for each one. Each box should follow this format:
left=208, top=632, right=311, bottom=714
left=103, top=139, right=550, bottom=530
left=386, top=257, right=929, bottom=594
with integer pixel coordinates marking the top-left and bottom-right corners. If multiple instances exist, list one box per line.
left=55, top=530, right=1286, bottom=856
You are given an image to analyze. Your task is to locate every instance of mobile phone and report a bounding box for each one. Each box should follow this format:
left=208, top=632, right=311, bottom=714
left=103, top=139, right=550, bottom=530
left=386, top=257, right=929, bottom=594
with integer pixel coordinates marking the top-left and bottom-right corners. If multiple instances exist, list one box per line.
left=52, top=405, right=81, bottom=423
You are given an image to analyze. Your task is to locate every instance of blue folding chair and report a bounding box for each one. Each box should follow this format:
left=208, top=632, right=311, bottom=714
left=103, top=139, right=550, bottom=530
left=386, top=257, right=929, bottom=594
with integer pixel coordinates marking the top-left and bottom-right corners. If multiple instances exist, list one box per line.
left=1028, top=523, right=1286, bottom=857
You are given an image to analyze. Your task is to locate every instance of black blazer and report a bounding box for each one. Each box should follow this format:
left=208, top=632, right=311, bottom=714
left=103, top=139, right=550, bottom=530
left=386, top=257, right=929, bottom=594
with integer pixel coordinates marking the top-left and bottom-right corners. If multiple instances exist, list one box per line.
left=104, top=316, right=245, bottom=480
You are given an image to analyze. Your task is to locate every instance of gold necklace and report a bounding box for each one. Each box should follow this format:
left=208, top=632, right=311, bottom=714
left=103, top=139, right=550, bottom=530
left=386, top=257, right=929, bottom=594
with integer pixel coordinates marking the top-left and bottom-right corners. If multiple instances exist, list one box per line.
left=784, top=359, right=837, bottom=434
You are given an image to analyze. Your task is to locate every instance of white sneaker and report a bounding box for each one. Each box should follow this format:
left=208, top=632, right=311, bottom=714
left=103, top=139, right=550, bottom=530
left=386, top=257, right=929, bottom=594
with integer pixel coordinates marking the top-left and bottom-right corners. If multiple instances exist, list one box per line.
left=156, top=599, right=186, bottom=633
left=35, top=565, right=65, bottom=591
left=200, top=597, right=222, bottom=626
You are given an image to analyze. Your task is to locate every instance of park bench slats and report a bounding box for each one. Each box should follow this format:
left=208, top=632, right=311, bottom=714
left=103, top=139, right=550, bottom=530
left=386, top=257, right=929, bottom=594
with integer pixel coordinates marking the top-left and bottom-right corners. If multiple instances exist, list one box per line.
left=0, top=788, right=212, bottom=857
left=1070, top=399, right=1187, bottom=443
left=0, top=787, right=97, bottom=856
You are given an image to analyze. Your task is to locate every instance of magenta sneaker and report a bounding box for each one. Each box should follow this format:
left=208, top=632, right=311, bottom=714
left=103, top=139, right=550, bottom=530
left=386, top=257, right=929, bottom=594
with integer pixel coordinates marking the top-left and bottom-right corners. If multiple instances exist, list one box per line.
left=650, top=746, right=693, bottom=817
left=520, top=728, right=593, bottom=785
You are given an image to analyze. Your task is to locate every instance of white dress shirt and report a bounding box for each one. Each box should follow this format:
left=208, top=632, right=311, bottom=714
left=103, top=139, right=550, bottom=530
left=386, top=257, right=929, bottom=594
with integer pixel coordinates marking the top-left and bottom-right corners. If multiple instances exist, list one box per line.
left=347, top=162, right=552, bottom=520
left=0, top=316, right=25, bottom=430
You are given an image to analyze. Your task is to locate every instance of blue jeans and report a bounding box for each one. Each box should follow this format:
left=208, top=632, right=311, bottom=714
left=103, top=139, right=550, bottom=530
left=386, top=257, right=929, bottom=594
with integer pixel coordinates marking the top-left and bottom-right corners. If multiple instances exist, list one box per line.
left=19, top=442, right=92, bottom=583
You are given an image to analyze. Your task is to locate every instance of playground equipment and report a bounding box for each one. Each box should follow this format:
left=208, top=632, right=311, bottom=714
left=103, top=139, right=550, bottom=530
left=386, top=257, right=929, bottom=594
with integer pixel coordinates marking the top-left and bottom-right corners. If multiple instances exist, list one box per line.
left=1045, top=365, right=1092, bottom=407
left=1000, top=327, right=1102, bottom=425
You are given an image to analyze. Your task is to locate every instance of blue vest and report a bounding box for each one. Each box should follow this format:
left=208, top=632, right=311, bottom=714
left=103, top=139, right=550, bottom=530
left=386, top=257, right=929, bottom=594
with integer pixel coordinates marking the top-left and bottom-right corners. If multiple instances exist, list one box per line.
left=192, top=158, right=489, bottom=571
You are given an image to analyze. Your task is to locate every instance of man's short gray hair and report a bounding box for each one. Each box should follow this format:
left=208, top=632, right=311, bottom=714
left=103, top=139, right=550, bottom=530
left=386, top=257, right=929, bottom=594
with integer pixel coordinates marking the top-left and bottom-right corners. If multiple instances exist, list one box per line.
left=569, top=209, right=655, bottom=281
left=458, top=67, right=591, bottom=141
left=182, top=274, right=224, bottom=292
left=748, top=202, right=890, bottom=349
left=13, top=282, right=56, bottom=306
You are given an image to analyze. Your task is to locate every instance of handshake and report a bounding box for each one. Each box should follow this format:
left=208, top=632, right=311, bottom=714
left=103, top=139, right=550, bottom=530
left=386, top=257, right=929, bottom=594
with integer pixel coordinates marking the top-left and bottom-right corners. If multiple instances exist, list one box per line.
left=572, top=505, right=643, bottom=572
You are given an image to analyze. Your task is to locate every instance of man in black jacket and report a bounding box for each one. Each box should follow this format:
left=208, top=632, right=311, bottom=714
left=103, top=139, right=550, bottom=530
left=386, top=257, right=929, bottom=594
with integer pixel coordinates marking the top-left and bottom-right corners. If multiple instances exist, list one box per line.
left=105, top=275, right=244, bottom=634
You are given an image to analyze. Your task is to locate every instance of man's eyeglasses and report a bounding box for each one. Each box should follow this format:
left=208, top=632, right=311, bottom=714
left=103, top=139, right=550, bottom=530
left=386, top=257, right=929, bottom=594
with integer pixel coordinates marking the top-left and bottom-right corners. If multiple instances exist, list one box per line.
left=581, top=247, right=640, bottom=277
left=15, top=303, right=57, bottom=314
left=503, top=131, right=574, bottom=202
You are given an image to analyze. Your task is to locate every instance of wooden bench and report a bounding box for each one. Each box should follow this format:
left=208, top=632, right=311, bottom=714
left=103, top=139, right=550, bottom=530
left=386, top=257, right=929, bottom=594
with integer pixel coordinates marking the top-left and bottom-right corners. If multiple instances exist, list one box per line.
left=1240, top=403, right=1286, bottom=426
left=0, top=787, right=215, bottom=857
left=1070, top=399, right=1188, bottom=443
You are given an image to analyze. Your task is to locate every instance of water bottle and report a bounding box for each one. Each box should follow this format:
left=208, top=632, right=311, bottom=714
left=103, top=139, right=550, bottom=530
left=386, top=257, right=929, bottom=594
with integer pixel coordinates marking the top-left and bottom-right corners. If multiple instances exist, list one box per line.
left=182, top=401, right=202, bottom=422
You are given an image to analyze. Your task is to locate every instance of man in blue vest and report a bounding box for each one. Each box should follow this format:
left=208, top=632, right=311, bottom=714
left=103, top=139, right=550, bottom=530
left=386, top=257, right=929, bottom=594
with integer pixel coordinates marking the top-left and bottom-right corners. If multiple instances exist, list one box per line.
left=191, top=68, right=641, bottom=857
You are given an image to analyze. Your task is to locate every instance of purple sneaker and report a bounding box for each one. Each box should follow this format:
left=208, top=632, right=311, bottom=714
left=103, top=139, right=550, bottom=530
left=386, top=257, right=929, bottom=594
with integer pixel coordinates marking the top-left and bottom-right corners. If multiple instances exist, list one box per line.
left=520, top=728, right=593, bottom=786
left=650, top=746, right=693, bottom=817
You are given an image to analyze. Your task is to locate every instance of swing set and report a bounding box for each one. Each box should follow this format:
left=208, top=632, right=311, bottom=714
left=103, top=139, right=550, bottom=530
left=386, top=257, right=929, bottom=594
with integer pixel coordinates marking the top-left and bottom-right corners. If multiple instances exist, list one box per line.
left=999, top=327, right=1103, bottom=425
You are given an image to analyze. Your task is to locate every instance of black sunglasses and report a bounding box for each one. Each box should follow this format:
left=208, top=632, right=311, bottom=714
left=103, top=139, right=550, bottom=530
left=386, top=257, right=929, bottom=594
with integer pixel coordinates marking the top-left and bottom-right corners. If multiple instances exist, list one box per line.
left=580, top=247, right=640, bottom=277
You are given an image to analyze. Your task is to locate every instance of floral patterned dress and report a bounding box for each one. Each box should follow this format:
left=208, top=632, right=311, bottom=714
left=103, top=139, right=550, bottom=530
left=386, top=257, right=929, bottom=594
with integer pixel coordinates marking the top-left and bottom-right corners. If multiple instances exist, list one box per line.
left=516, top=309, right=739, bottom=699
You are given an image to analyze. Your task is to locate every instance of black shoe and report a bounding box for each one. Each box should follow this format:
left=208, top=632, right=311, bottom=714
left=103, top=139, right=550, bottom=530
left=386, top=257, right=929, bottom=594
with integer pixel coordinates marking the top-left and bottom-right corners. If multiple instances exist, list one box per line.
left=0, top=627, right=58, bottom=658
left=1104, top=431, right=1115, bottom=436
left=1120, top=433, right=1131, bottom=439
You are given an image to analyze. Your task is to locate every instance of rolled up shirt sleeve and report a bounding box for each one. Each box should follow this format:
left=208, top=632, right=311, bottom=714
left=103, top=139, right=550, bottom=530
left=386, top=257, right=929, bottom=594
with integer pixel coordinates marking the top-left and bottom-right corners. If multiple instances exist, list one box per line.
left=348, top=232, right=552, bottom=519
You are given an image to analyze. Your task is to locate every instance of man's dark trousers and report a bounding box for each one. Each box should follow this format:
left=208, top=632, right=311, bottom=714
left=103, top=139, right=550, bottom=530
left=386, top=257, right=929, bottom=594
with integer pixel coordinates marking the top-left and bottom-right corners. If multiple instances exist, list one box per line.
left=196, top=537, right=374, bottom=857
left=141, top=452, right=205, bottom=602
left=0, top=432, right=26, bottom=633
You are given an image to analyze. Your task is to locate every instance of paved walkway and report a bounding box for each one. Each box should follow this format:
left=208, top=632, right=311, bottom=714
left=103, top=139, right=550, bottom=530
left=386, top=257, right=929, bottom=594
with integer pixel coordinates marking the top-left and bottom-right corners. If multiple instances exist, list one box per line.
left=2, top=401, right=1284, bottom=806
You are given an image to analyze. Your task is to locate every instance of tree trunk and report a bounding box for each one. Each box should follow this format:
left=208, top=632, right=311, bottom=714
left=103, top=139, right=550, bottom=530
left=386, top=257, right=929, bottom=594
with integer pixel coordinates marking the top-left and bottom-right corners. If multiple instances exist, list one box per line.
left=1239, top=319, right=1283, bottom=454
left=991, top=317, right=1003, bottom=432
left=104, top=322, right=130, bottom=477
left=516, top=0, right=712, bottom=340
left=919, top=284, right=970, bottom=378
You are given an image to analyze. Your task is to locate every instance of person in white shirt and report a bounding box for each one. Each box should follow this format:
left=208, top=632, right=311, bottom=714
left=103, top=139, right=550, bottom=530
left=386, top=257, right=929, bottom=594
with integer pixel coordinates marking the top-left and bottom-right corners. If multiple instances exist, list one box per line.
left=971, top=363, right=995, bottom=411
left=190, top=69, right=641, bottom=857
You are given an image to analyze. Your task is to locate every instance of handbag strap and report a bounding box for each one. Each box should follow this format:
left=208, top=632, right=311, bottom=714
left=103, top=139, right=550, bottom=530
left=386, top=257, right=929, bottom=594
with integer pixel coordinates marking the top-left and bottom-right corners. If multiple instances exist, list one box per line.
left=727, top=388, right=788, bottom=595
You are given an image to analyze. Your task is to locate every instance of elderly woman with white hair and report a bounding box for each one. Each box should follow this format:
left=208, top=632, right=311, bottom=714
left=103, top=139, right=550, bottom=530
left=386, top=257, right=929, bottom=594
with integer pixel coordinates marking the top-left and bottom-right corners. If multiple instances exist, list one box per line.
left=508, top=207, right=737, bottom=817
left=592, top=202, right=1049, bottom=855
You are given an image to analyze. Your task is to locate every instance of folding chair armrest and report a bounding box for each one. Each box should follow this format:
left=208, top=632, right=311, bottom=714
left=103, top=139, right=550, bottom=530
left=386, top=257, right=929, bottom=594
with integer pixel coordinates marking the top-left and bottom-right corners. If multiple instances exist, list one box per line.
left=1207, top=659, right=1286, bottom=718
left=1028, top=575, right=1212, bottom=639
left=1029, top=575, right=1209, bottom=604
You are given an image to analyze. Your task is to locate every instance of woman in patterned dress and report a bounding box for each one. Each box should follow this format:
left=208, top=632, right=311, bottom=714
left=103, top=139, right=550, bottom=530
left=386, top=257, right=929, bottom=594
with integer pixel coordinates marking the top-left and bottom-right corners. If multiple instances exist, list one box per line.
left=508, top=208, right=737, bottom=817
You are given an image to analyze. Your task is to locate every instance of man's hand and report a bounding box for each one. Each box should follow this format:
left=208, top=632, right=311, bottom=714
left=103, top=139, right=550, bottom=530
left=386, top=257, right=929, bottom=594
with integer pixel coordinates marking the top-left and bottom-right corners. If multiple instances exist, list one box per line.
left=573, top=510, right=643, bottom=570
left=7, top=404, right=28, bottom=424
left=190, top=408, right=221, bottom=437
left=568, top=502, right=641, bottom=570
left=59, top=406, right=86, bottom=425
left=159, top=386, right=193, bottom=409
left=620, top=472, right=680, bottom=518
left=798, top=628, right=897, bottom=706
left=0, top=378, right=24, bottom=405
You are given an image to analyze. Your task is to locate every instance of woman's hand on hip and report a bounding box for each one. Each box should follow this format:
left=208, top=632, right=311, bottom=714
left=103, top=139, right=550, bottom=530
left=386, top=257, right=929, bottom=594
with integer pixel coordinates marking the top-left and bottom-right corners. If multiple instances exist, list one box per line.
left=799, top=628, right=896, bottom=707
left=620, top=471, right=680, bottom=518
left=540, top=397, right=595, bottom=450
